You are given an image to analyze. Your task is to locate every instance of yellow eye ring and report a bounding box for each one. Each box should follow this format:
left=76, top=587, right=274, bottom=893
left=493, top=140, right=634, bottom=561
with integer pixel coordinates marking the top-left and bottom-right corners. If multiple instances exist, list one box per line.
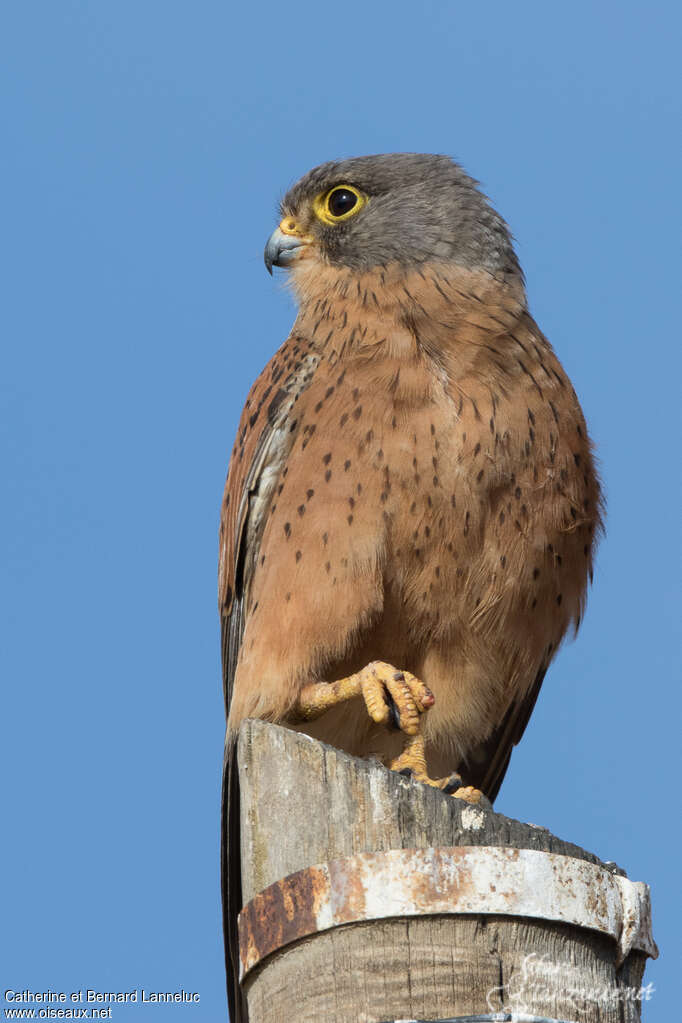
left=313, top=184, right=367, bottom=225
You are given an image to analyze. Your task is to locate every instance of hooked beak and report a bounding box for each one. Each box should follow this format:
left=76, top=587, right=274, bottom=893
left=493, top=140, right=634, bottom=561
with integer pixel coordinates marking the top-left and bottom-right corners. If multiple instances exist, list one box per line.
left=264, top=217, right=312, bottom=274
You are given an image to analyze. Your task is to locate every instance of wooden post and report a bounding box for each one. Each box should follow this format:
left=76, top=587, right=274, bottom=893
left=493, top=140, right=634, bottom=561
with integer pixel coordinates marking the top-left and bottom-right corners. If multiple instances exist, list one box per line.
left=235, top=720, right=657, bottom=1023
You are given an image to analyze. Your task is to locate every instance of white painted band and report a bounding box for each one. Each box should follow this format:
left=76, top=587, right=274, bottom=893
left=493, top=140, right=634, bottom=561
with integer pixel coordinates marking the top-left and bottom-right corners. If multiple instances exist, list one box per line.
left=238, top=845, right=658, bottom=978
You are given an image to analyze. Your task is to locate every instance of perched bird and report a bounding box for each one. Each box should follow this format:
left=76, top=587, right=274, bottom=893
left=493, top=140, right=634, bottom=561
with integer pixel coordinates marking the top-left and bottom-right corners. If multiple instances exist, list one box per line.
left=218, top=153, right=602, bottom=1020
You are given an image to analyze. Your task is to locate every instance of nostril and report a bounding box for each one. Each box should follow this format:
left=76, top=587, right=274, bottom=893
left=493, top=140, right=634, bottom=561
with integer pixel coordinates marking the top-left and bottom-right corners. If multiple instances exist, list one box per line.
left=281, top=217, right=301, bottom=236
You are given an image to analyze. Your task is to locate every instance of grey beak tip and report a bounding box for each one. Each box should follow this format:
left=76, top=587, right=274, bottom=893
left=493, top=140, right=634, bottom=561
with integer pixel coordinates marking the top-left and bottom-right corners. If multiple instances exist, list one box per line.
left=264, top=227, right=306, bottom=275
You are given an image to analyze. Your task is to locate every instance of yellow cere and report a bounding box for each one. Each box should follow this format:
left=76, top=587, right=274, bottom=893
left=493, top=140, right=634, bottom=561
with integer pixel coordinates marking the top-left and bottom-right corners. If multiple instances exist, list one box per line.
left=312, top=184, right=368, bottom=226
left=278, top=216, right=307, bottom=238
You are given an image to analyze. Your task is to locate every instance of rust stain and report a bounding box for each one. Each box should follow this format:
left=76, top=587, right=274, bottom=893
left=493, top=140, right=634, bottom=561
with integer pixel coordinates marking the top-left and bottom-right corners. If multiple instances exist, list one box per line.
left=329, top=855, right=367, bottom=925
left=238, top=863, right=328, bottom=975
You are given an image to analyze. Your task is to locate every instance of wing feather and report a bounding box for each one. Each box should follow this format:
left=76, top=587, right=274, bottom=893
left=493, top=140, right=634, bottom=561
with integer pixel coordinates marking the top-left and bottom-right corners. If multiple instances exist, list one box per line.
left=218, top=332, right=320, bottom=1022
left=465, top=665, right=548, bottom=803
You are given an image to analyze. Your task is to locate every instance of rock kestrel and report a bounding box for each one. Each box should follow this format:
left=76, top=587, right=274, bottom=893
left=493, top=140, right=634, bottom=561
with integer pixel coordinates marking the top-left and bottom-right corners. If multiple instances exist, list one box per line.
left=218, top=153, right=602, bottom=1020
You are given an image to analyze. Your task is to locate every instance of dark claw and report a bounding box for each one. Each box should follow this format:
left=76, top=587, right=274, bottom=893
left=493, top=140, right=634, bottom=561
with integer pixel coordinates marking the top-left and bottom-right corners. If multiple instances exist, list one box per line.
left=441, top=772, right=464, bottom=795
left=385, top=691, right=401, bottom=730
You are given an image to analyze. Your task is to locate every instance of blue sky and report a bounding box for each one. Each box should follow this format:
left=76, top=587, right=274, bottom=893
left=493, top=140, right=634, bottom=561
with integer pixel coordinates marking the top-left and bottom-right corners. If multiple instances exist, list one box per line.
left=1, top=2, right=679, bottom=1020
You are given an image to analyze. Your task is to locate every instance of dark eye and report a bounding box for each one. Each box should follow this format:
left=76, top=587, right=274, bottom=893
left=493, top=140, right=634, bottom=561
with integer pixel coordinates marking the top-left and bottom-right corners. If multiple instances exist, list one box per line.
left=314, top=184, right=367, bottom=225
left=327, top=188, right=358, bottom=218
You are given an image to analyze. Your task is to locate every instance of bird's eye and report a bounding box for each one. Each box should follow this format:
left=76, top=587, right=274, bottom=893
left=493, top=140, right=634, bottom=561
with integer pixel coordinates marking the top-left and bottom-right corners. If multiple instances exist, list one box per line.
left=328, top=188, right=357, bottom=217
left=313, top=184, right=367, bottom=225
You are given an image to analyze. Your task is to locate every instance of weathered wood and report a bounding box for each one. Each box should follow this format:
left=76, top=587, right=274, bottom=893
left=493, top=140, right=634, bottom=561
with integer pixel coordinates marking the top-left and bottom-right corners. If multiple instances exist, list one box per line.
left=236, top=720, right=655, bottom=1023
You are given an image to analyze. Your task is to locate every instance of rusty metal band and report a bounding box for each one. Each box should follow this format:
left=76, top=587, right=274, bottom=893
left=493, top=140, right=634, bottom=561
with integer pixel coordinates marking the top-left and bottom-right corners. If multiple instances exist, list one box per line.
left=237, top=845, right=657, bottom=979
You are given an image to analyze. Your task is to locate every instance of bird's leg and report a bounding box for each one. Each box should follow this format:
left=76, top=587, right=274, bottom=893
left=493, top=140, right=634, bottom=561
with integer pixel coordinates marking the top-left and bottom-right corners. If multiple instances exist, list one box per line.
left=295, top=661, right=434, bottom=733
left=388, top=733, right=486, bottom=805
left=295, top=661, right=486, bottom=806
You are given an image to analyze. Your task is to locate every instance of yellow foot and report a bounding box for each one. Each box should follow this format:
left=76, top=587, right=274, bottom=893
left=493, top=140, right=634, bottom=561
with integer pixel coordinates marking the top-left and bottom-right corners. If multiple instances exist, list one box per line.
left=389, top=733, right=485, bottom=804
left=450, top=784, right=485, bottom=805
left=295, top=661, right=434, bottom=735
left=294, top=663, right=487, bottom=803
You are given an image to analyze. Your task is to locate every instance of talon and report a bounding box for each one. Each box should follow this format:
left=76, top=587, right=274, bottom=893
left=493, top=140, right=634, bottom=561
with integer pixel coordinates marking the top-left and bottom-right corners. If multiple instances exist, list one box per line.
left=383, top=675, right=419, bottom=734
left=452, top=785, right=485, bottom=805
left=294, top=661, right=485, bottom=806
left=388, top=732, right=429, bottom=779
left=294, top=661, right=434, bottom=737
left=360, top=673, right=390, bottom=726
left=360, top=661, right=433, bottom=736
left=384, top=692, right=401, bottom=731
left=388, top=736, right=483, bottom=802
left=441, top=772, right=464, bottom=795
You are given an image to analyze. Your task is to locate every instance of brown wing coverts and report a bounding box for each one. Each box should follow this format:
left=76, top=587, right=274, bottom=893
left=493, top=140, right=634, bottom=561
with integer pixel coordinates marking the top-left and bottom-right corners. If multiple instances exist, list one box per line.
left=219, top=333, right=322, bottom=1023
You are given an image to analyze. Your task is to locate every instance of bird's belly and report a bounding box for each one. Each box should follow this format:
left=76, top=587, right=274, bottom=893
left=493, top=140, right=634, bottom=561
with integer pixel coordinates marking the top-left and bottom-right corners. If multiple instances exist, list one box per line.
left=355, top=414, right=587, bottom=765
left=233, top=351, right=595, bottom=771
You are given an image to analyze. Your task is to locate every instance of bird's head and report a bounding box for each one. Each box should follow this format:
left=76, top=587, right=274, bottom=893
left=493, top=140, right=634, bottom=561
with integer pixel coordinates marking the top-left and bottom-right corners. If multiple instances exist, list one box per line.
left=264, top=153, right=521, bottom=284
